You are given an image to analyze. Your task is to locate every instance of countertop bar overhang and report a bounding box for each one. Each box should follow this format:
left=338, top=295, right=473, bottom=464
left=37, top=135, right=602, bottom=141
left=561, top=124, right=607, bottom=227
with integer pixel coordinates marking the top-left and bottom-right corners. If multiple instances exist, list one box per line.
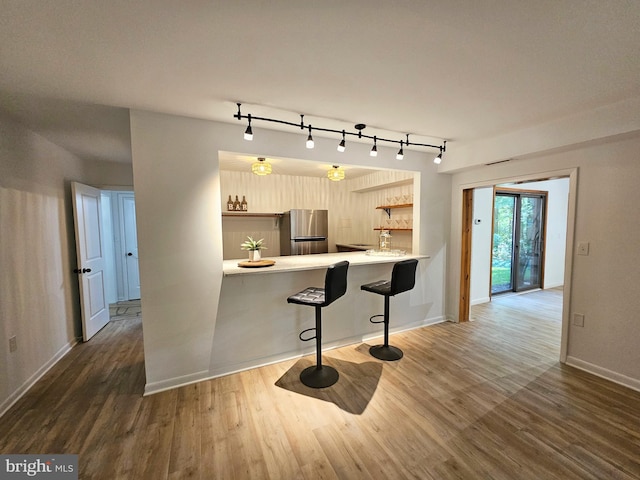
left=223, top=251, right=429, bottom=276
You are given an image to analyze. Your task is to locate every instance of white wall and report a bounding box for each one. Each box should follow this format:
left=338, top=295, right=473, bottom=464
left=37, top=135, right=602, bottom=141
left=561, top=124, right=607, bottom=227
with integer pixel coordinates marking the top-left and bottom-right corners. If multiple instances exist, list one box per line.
left=449, top=134, right=640, bottom=390
left=470, top=187, right=493, bottom=304
left=0, top=113, right=133, bottom=415
left=130, top=110, right=451, bottom=393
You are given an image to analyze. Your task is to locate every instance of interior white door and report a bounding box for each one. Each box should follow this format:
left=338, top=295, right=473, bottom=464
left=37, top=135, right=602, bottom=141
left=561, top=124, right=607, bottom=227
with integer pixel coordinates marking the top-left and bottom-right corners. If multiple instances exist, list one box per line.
left=72, top=182, right=110, bottom=341
left=121, top=194, right=141, bottom=300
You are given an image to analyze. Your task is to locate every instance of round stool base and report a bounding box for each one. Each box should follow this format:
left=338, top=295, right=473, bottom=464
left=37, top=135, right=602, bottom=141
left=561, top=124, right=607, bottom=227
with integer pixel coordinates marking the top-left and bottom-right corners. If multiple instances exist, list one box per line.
left=300, top=365, right=339, bottom=388
left=369, top=344, right=403, bottom=361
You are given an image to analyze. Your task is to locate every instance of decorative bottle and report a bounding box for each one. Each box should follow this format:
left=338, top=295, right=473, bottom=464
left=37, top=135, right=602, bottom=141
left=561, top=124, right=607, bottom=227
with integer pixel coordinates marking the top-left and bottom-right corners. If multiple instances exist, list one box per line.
left=379, top=230, right=392, bottom=251
left=233, top=195, right=241, bottom=211
left=227, top=195, right=234, bottom=211
left=241, top=195, right=248, bottom=211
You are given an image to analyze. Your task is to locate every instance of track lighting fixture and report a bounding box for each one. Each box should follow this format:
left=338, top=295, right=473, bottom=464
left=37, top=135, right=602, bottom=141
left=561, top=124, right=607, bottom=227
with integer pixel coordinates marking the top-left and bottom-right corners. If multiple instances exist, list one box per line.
left=234, top=103, right=446, bottom=161
left=337, top=130, right=346, bottom=152
left=244, top=114, right=253, bottom=141
left=396, top=140, right=404, bottom=160
left=327, top=165, right=345, bottom=181
left=251, top=157, right=272, bottom=175
left=306, top=125, right=314, bottom=149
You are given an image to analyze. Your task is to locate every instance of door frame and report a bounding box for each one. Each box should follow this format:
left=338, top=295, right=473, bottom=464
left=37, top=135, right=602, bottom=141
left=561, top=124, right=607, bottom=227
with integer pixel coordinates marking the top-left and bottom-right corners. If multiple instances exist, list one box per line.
left=456, top=168, right=578, bottom=363
left=491, top=186, right=549, bottom=297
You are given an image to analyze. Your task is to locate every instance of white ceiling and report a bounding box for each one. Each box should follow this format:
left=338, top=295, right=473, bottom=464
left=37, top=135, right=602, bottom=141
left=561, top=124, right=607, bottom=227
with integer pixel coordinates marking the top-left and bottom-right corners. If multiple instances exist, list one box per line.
left=1, top=1, right=639, bottom=172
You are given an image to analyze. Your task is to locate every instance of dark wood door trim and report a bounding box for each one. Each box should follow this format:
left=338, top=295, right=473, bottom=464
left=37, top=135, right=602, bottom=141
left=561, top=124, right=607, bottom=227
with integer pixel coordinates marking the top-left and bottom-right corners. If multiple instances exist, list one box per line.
left=459, top=188, right=473, bottom=322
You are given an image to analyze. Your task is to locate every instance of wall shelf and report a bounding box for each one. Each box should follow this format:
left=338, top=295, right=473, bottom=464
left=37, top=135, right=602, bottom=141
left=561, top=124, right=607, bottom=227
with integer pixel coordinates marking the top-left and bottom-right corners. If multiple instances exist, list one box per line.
left=376, top=203, right=413, bottom=218
left=373, top=228, right=412, bottom=231
left=376, top=203, right=413, bottom=210
left=222, top=212, right=283, bottom=218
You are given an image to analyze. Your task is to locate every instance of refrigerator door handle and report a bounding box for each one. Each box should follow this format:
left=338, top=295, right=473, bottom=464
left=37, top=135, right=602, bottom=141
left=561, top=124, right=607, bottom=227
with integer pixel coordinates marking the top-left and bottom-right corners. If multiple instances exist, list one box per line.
left=293, top=236, right=327, bottom=242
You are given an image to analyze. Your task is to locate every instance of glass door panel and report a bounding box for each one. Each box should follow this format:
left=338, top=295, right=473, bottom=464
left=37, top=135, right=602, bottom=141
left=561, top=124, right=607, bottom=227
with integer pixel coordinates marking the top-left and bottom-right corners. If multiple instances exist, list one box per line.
left=491, top=194, right=516, bottom=294
left=515, top=195, right=545, bottom=291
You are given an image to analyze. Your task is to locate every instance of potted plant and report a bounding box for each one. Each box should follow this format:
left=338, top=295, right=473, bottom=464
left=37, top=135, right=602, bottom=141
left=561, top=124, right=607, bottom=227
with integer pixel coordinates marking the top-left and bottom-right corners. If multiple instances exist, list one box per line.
left=241, top=236, right=267, bottom=262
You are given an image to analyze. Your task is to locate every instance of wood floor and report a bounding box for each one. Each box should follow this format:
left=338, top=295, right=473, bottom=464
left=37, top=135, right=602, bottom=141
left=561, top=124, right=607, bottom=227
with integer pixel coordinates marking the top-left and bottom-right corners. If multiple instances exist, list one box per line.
left=2, top=288, right=640, bottom=479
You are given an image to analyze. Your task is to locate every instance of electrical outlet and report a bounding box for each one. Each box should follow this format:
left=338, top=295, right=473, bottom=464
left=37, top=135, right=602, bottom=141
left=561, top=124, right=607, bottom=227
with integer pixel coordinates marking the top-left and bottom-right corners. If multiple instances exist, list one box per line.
left=9, top=335, right=17, bottom=353
left=572, top=313, right=585, bottom=327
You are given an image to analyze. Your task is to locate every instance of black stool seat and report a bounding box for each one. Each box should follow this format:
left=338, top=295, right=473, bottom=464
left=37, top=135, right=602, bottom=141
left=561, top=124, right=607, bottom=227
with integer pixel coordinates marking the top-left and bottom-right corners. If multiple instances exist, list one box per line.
left=288, top=261, right=349, bottom=388
left=361, top=259, right=418, bottom=361
left=287, top=287, right=326, bottom=305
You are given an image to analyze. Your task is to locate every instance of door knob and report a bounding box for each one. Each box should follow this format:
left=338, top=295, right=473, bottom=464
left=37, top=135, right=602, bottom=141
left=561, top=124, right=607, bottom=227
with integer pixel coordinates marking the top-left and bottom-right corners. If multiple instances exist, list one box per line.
left=73, top=268, right=81, bottom=274
left=127, top=252, right=133, bottom=256
left=82, top=268, right=92, bottom=273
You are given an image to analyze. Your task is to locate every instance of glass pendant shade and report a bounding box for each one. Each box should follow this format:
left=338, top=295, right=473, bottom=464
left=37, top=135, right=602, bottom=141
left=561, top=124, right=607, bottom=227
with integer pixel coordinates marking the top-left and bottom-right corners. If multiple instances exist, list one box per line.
left=251, top=158, right=272, bottom=175
left=327, top=166, right=345, bottom=181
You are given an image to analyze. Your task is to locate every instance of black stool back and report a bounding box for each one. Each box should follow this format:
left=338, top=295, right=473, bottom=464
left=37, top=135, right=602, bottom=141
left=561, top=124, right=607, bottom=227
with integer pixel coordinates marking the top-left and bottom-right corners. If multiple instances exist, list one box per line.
left=324, top=260, right=349, bottom=305
left=390, top=259, right=418, bottom=296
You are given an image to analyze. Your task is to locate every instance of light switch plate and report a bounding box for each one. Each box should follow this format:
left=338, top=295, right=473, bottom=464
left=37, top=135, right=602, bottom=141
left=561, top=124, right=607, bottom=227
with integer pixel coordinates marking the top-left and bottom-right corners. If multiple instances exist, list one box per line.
left=572, top=313, right=585, bottom=327
left=577, top=242, right=590, bottom=256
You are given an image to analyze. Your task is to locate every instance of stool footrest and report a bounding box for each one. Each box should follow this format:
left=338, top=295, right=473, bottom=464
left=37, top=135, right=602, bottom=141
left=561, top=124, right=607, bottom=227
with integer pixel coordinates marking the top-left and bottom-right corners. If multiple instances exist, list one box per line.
left=299, top=327, right=317, bottom=342
left=369, top=314, right=385, bottom=324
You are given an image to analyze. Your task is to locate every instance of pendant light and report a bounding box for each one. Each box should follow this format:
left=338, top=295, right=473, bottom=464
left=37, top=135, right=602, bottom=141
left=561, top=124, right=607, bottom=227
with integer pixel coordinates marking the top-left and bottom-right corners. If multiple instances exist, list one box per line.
left=327, top=165, right=345, bottom=181
left=251, top=157, right=272, bottom=175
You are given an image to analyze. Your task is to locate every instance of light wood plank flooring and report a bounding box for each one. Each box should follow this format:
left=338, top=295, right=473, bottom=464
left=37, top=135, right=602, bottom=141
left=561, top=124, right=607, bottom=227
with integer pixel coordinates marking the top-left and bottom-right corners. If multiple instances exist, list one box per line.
left=2, top=288, right=639, bottom=479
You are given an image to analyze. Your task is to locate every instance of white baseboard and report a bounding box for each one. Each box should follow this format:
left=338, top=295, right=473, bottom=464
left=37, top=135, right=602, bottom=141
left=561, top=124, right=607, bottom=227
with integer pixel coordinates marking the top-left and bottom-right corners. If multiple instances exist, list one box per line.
left=565, top=356, right=640, bottom=393
left=0, top=339, right=78, bottom=418
left=470, top=297, right=490, bottom=306
left=144, top=315, right=448, bottom=395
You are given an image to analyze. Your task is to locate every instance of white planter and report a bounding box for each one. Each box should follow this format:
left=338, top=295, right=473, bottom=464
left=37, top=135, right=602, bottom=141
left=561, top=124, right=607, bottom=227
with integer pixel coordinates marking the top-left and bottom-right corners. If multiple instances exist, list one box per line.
left=249, top=250, right=261, bottom=262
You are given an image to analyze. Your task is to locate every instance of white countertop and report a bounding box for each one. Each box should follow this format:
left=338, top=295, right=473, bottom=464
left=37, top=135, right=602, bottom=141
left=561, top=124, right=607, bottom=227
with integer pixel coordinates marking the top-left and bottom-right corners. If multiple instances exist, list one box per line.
left=223, top=251, right=429, bottom=276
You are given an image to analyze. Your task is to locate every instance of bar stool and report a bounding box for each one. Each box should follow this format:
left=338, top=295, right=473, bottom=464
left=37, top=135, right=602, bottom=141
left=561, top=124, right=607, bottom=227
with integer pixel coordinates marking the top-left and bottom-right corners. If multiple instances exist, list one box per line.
left=361, top=259, right=418, bottom=361
left=287, top=261, right=349, bottom=388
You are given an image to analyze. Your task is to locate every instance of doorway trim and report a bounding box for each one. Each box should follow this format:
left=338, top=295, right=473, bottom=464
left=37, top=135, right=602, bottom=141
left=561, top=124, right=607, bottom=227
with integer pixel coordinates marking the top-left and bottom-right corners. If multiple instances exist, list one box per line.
left=456, top=167, right=578, bottom=363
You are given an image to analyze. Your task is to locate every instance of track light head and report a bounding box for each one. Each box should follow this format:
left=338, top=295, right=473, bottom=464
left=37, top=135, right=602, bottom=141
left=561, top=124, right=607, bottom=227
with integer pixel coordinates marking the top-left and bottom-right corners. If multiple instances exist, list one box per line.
left=306, top=125, right=314, bottom=149
left=337, top=130, right=346, bottom=152
left=370, top=136, right=378, bottom=157
left=396, top=140, right=404, bottom=160
left=244, top=114, right=253, bottom=141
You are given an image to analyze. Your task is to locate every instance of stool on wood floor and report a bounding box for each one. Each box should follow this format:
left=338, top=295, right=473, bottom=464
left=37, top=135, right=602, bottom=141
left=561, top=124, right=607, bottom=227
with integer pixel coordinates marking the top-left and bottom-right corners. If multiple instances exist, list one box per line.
left=287, top=261, right=349, bottom=388
left=361, top=259, right=418, bottom=361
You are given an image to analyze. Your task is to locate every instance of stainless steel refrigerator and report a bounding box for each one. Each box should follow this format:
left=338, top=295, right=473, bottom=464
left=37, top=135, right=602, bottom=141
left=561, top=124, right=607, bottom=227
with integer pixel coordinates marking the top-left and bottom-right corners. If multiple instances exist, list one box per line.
left=280, top=209, right=328, bottom=255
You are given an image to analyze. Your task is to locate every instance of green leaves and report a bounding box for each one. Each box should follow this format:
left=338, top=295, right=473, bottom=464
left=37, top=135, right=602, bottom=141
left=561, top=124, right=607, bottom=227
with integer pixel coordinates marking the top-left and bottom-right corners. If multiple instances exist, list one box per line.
left=240, top=236, right=267, bottom=251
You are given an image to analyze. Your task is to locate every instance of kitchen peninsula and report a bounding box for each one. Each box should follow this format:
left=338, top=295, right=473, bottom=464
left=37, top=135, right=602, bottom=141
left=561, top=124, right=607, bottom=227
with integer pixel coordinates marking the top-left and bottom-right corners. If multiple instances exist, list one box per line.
left=211, top=251, right=433, bottom=378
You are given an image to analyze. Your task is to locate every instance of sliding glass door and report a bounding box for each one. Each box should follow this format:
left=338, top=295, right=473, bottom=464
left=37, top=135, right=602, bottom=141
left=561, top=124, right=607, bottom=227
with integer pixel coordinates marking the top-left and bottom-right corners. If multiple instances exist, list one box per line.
left=492, top=189, right=547, bottom=295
